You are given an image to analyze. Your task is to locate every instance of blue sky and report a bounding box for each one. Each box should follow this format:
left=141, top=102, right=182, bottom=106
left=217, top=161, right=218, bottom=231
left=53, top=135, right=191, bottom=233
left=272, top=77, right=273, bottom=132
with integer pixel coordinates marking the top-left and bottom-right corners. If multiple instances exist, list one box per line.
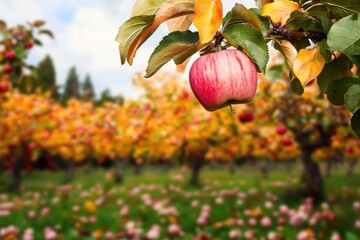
left=0, top=0, right=256, bottom=99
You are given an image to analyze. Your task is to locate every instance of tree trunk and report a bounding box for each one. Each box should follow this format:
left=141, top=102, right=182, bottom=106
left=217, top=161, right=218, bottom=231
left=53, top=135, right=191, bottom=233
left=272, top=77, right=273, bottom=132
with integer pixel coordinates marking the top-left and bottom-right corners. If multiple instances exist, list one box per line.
left=65, top=160, right=75, bottom=183
left=189, top=156, right=204, bottom=186
left=228, top=160, right=236, bottom=174
left=301, top=149, right=324, bottom=204
left=286, top=159, right=294, bottom=172
left=261, top=159, right=271, bottom=179
left=8, top=155, right=25, bottom=192
left=134, top=164, right=142, bottom=175
left=325, top=159, right=334, bottom=177
left=347, top=159, right=358, bottom=176
left=114, top=158, right=126, bottom=183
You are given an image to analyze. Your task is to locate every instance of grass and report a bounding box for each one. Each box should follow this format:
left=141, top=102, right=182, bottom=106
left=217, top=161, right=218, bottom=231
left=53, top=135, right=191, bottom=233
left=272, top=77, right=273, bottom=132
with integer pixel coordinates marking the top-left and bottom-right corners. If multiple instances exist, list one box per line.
left=0, top=163, right=359, bottom=239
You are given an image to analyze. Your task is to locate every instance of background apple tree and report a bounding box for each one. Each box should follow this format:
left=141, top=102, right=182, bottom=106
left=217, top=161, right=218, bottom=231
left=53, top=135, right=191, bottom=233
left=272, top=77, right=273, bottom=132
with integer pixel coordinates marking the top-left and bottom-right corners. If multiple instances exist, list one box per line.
left=115, top=0, right=360, bottom=137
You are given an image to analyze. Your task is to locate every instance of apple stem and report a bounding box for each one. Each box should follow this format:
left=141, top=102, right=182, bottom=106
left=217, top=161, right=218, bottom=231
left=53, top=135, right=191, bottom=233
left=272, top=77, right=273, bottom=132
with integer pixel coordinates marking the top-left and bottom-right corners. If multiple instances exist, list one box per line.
left=229, top=105, right=235, bottom=115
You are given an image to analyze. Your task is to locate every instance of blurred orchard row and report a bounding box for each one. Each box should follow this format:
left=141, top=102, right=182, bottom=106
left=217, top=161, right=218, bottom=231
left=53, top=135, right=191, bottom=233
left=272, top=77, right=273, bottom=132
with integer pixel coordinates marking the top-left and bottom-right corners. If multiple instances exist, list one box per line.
left=0, top=20, right=359, bottom=201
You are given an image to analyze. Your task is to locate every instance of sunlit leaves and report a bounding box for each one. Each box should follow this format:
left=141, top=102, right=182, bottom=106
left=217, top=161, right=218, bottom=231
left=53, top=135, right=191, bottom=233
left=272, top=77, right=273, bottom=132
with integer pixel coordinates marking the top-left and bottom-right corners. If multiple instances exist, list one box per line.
left=328, top=13, right=360, bottom=56
left=293, top=47, right=325, bottom=87
left=193, top=0, right=223, bottom=44
left=274, top=40, right=297, bottom=69
left=116, top=0, right=195, bottom=65
left=116, top=16, right=155, bottom=65
left=132, top=0, right=167, bottom=16
left=261, top=0, right=300, bottom=26
left=167, top=14, right=194, bottom=31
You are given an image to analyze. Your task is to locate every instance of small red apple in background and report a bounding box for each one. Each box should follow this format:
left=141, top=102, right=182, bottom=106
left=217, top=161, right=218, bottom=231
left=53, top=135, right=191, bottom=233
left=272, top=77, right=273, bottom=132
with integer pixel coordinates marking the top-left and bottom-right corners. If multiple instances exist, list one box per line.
left=345, top=146, right=354, bottom=154
left=276, top=124, right=287, bottom=135
left=3, top=64, right=13, bottom=73
left=282, top=137, right=293, bottom=147
left=5, top=50, right=16, bottom=60
left=0, top=81, right=10, bottom=94
left=238, top=111, right=254, bottom=123
left=189, top=49, right=258, bottom=111
left=24, top=41, right=34, bottom=49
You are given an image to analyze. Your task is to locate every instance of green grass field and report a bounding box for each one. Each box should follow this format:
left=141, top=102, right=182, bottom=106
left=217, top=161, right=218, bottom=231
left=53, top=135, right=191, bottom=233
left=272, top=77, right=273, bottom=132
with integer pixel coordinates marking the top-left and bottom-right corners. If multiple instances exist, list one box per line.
left=0, top=163, right=359, bottom=239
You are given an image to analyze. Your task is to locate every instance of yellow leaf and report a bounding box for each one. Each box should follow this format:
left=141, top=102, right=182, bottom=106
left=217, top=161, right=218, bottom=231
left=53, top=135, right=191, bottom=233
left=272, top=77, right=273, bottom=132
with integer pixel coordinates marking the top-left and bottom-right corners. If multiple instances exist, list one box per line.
left=193, top=0, right=223, bottom=44
left=293, top=47, right=325, bottom=87
left=261, top=0, right=299, bottom=26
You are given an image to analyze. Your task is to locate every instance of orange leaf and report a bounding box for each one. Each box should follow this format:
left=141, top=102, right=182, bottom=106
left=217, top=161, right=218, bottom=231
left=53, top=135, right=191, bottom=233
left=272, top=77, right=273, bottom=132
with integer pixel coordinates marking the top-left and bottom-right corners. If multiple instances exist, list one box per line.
left=275, top=39, right=297, bottom=68
left=293, top=47, right=325, bottom=87
left=193, top=0, right=223, bottom=44
left=127, top=2, right=194, bottom=65
left=261, top=0, right=299, bottom=26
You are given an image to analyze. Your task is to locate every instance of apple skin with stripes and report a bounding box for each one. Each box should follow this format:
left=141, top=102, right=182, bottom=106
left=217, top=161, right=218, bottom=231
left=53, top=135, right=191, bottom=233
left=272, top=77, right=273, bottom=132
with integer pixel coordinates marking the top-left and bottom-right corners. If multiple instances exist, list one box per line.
left=189, top=49, right=258, bottom=111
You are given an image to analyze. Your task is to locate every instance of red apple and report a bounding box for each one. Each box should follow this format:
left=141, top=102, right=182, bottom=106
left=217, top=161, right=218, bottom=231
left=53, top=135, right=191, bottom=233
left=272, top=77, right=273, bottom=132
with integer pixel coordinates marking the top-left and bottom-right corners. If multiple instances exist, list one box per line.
left=238, top=111, right=254, bottom=123
left=276, top=125, right=287, bottom=135
left=24, top=41, right=34, bottom=49
left=282, top=137, right=293, bottom=147
left=0, top=81, right=10, bottom=94
left=3, top=64, right=13, bottom=73
left=189, top=49, right=257, bottom=111
left=345, top=146, right=354, bottom=154
left=5, top=50, right=16, bottom=60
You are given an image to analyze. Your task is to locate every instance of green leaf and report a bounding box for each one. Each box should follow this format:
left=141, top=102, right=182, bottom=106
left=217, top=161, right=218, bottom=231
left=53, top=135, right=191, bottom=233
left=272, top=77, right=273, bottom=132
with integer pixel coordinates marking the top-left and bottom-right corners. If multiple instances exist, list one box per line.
left=222, top=24, right=268, bottom=73
left=347, top=54, right=360, bottom=68
left=116, top=15, right=155, bottom=65
left=320, top=0, right=360, bottom=19
left=327, top=13, right=360, bottom=55
left=132, top=0, right=167, bottom=16
left=0, top=20, right=6, bottom=31
left=228, top=4, right=263, bottom=32
left=317, top=16, right=333, bottom=34
left=14, top=46, right=26, bottom=59
left=286, top=12, right=322, bottom=32
left=351, top=110, right=360, bottom=138
left=249, top=8, right=270, bottom=35
left=317, top=54, right=353, bottom=92
left=327, top=77, right=360, bottom=106
left=291, top=78, right=304, bottom=96
left=33, top=38, right=43, bottom=46
left=39, top=29, right=54, bottom=39
left=267, top=64, right=284, bottom=81
left=317, top=39, right=332, bottom=63
left=345, top=85, right=360, bottom=113
left=145, top=31, right=200, bottom=78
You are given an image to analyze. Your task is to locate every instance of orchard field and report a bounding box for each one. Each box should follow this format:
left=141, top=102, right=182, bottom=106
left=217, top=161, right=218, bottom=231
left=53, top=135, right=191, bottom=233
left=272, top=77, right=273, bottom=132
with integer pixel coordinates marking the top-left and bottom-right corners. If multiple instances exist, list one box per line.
left=0, top=164, right=360, bottom=240
left=1, top=0, right=360, bottom=240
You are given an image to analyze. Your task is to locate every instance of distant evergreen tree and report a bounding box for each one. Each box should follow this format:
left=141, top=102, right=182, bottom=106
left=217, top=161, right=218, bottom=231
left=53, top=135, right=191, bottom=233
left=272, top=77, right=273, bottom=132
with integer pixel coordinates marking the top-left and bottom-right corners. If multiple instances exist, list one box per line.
left=38, top=54, right=59, bottom=99
left=82, top=73, right=95, bottom=101
left=95, top=89, right=123, bottom=106
left=62, top=66, right=80, bottom=103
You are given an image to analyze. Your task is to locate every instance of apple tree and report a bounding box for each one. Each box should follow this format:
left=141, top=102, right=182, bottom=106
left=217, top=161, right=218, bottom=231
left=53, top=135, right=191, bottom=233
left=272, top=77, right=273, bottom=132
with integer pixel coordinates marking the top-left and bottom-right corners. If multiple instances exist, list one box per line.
left=0, top=20, right=53, bottom=96
left=115, top=0, right=360, bottom=137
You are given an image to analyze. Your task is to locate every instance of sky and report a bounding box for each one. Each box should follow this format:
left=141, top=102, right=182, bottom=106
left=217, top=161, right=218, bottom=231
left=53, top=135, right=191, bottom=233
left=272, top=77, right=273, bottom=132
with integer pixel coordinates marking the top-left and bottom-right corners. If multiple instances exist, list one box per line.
left=0, top=0, right=256, bottom=99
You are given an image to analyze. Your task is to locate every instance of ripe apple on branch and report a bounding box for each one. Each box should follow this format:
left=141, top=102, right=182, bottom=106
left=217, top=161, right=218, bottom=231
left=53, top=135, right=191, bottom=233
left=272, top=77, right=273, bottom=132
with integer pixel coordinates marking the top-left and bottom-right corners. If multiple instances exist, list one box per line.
left=116, top=0, right=360, bottom=137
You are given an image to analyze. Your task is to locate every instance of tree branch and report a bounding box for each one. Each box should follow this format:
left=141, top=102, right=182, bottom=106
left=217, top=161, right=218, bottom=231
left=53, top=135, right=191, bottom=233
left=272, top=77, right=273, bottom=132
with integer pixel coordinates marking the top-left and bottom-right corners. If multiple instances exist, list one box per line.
left=268, top=24, right=327, bottom=42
